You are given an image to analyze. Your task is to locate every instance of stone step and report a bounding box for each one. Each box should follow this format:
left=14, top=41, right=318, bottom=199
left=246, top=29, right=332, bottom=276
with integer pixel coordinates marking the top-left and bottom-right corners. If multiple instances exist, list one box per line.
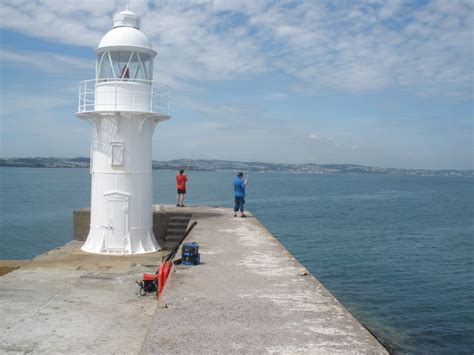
left=169, top=217, right=191, bottom=223
left=167, top=226, right=187, bottom=231
left=168, top=223, right=189, bottom=229
left=166, top=230, right=185, bottom=237
left=164, top=236, right=184, bottom=244
left=168, top=222, right=190, bottom=227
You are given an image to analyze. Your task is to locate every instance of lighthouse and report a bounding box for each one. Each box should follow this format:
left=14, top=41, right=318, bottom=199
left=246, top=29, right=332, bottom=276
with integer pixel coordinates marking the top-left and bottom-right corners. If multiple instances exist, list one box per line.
left=76, top=7, right=170, bottom=254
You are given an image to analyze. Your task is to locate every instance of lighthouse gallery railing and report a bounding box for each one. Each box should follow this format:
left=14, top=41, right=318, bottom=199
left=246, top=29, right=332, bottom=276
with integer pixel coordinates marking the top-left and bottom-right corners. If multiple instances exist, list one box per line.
left=77, top=79, right=170, bottom=115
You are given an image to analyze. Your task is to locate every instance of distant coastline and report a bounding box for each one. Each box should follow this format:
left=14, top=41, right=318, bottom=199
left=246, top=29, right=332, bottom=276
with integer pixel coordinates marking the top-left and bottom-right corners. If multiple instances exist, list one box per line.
left=0, top=157, right=472, bottom=177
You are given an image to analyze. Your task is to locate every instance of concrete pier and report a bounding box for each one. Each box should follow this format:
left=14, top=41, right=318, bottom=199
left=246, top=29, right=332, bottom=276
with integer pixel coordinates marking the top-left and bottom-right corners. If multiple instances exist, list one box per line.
left=0, top=206, right=387, bottom=354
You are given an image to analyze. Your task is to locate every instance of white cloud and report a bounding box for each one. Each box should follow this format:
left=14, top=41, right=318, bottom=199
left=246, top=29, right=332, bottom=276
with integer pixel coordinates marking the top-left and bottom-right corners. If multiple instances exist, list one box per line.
left=265, top=92, right=288, bottom=100
left=1, top=92, right=73, bottom=115
left=1, top=0, right=472, bottom=98
left=175, top=95, right=258, bottom=118
left=0, top=0, right=109, bottom=46
left=0, top=49, right=93, bottom=74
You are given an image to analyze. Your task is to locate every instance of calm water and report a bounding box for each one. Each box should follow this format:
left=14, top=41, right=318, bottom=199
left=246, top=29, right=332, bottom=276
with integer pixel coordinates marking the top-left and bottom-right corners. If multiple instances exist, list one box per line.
left=1, top=167, right=473, bottom=353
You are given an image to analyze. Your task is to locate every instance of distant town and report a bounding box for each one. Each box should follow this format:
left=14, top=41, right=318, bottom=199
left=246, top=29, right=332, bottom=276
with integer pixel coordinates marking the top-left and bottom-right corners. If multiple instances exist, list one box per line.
left=1, top=157, right=472, bottom=177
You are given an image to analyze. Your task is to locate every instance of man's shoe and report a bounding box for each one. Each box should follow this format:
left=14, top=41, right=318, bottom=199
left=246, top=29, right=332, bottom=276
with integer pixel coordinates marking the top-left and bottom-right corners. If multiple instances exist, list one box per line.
left=241, top=214, right=247, bottom=218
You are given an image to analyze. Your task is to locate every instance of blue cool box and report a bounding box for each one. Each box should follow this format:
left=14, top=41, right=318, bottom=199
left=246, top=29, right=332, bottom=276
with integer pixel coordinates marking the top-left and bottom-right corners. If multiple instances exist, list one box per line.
left=181, top=242, right=200, bottom=265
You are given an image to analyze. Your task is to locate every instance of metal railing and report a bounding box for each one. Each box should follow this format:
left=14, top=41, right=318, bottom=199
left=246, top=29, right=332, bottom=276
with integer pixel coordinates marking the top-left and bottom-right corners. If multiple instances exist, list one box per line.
left=77, top=79, right=170, bottom=115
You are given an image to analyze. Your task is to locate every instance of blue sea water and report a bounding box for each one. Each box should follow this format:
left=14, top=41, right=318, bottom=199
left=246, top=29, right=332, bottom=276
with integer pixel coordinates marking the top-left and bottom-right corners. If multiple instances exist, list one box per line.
left=1, top=167, right=473, bottom=353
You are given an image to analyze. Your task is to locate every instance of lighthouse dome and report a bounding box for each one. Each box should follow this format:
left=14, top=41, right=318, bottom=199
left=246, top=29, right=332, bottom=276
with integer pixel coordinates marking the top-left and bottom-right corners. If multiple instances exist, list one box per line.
left=96, top=9, right=156, bottom=55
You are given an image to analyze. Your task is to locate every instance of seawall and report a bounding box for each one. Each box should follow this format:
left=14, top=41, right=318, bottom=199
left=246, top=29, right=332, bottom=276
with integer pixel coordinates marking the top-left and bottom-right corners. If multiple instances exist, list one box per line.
left=0, top=205, right=387, bottom=354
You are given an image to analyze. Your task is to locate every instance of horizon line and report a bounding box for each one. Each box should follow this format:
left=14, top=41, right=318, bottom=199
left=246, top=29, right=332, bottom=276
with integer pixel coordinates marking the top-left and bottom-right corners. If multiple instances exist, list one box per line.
left=1, top=156, right=473, bottom=172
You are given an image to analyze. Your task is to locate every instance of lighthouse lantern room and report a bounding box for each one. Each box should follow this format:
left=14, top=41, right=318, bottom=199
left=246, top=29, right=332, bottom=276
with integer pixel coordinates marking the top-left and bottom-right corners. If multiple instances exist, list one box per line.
left=76, top=7, right=170, bottom=254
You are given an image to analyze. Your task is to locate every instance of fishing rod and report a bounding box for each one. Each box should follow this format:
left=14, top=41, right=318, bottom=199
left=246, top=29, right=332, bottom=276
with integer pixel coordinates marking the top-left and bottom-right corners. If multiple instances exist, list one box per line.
left=163, top=221, right=198, bottom=262
left=184, top=158, right=193, bottom=172
left=184, top=143, right=200, bottom=172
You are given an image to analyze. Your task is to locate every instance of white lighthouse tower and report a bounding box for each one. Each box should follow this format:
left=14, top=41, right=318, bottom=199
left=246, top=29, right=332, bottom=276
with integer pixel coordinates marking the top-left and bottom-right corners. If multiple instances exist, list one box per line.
left=76, top=7, right=170, bottom=254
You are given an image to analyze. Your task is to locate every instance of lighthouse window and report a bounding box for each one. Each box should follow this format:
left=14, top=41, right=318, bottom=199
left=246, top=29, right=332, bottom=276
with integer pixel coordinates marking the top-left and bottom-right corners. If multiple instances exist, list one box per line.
left=97, top=50, right=153, bottom=82
left=111, top=142, right=124, bottom=166
left=136, top=52, right=153, bottom=81
left=97, top=52, right=115, bottom=81
left=109, top=51, right=134, bottom=80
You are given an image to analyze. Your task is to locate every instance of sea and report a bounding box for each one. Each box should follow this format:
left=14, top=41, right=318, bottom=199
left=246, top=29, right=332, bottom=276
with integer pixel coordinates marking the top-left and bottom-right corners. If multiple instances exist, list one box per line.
left=1, top=167, right=473, bottom=354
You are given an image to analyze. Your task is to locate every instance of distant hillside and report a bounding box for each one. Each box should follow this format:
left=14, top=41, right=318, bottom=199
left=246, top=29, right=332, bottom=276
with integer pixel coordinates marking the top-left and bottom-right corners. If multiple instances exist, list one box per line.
left=153, top=159, right=473, bottom=176
left=0, top=157, right=90, bottom=168
left=0, top=157, right=472, bottom=177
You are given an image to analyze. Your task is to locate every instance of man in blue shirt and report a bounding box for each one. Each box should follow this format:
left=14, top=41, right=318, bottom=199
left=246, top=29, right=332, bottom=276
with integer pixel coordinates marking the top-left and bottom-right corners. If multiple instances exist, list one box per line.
left=233, top=172, right=247, bottom=217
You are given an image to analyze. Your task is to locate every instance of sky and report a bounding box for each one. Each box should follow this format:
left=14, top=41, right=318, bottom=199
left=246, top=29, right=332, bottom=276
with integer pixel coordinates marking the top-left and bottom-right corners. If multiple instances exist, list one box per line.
left=0, top=0, right=473, bottom=170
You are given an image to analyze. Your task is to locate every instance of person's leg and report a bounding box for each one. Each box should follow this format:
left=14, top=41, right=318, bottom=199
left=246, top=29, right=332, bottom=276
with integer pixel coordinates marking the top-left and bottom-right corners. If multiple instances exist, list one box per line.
left=176, top=191, right=180, bottom=207
left=240, top=197, right=246, bottom=217
left=180, top=191, right=185, bottom=207
left=234, top=197, right=239, bottom=217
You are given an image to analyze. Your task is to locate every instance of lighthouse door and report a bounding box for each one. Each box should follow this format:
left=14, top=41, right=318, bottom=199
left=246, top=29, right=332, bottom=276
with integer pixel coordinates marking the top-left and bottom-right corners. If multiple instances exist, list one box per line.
left=103, top=192, right=129, bottom=252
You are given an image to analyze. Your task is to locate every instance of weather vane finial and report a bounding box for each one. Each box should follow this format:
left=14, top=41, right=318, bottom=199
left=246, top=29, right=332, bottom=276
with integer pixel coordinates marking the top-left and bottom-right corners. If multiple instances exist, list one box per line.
left=125, top=0, right=129, bottom=11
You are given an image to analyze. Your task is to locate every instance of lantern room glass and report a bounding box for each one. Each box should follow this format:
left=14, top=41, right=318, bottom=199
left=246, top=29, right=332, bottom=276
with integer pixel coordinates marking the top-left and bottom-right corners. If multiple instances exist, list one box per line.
left=96, top=50, right=154, bottom=82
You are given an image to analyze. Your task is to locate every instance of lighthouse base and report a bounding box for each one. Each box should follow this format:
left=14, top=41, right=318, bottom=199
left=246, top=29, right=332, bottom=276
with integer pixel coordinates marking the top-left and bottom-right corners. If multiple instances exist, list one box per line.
left=81, top=227, right=160, bottom=255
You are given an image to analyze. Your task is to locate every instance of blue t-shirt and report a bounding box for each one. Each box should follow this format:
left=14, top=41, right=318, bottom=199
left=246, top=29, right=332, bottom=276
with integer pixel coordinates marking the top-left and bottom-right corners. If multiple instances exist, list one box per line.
left=233, top=177, right=246, bottom=197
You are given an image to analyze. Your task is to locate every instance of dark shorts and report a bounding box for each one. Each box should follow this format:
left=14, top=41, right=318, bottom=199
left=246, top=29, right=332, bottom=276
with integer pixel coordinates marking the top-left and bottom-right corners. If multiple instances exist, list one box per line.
left=234, top=196, right=245, bottom=212
left=177, top=189, right=186, bottom=194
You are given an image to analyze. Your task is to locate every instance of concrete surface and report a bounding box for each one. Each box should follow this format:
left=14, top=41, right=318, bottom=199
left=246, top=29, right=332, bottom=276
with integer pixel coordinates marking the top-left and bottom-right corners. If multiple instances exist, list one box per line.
left=141, top=206, right=388, bottom=354
left=1, top=205, right=387, bottom=354
left=0, top=260, right=31, bottom=276
left=0, top=241, right=164, bottom=354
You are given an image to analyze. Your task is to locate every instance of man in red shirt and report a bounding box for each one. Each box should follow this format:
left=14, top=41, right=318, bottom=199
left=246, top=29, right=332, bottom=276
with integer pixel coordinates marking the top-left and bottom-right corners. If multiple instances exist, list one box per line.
left=176, top=169, right=188, bottom=207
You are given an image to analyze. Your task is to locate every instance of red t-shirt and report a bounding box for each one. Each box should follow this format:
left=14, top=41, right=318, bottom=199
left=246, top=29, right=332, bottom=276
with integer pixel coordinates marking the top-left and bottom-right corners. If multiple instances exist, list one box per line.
left=176, top=174, right=187, bottom=189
